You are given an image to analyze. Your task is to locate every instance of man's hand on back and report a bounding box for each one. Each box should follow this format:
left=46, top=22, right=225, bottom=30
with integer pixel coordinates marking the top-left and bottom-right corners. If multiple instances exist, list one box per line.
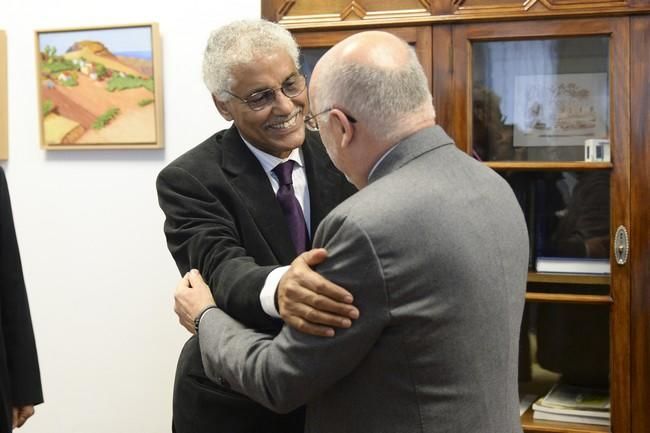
left=278, top=248, right=359, bottom=337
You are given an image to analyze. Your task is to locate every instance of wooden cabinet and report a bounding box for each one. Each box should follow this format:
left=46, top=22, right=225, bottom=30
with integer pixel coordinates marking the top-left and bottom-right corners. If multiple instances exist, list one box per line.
left=263, top=1, right=650, bottom=432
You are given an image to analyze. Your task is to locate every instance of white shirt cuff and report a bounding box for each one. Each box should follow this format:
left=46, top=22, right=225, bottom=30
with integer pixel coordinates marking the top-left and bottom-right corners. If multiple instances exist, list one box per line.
left=260, top=266, right=289, bottom=318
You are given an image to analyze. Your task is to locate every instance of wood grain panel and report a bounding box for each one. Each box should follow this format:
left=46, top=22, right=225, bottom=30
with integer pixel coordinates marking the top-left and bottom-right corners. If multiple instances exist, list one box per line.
left=450, top=24, right=470, bottom=152
left=543, top=0, right=627, bottom=8
left=453, top=0, right=538, bottom=15
left=452, top=0, right=632, bottom=16
left=527, top=272, right=610, bottom=285
left=525, top=293, right=613, bottom=304
left=606, top=18, right=631, bottom=433
left=432, top=25, right=453, bottom=131
left=630, top=14, right=650, bottom=433
left=487, top=162, right=613, bottom=171
left=265, top=0, right=433, bottom=27
left=264, top=0, right=650, bottom=28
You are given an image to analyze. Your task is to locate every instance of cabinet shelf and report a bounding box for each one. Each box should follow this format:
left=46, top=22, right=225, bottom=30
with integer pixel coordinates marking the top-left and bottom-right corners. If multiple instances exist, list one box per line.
left=527, top=272, right=610, bottom=286
left=486, top=162, right=613, bottom=171
left=521, top=409, right=609, bottom=433
left=525, top=292, right=612, bottom=304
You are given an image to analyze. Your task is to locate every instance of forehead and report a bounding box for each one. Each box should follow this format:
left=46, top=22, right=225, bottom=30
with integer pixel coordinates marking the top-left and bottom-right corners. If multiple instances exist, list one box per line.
left=230, top=49, right=298, bottom=94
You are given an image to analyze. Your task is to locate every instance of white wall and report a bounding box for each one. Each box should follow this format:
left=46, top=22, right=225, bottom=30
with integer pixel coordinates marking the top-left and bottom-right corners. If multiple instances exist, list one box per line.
left=1, top=1, right=259, bottom=432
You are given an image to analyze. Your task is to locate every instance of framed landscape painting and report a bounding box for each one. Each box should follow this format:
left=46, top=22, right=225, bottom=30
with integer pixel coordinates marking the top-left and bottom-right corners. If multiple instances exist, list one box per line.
left=1, top=30, right=7, bottom=160
left=35, top=23, right=163, bottom=150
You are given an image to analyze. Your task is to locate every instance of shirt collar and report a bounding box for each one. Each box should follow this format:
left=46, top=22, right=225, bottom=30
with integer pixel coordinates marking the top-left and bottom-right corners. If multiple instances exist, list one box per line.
left=240, top=132, right=303, bottom=174
left=368, top=143, right=398, bottom=181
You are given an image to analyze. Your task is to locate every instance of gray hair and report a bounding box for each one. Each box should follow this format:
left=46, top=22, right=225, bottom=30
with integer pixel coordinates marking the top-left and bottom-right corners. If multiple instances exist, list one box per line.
left=315, top=42, right=431, bottom=141
left=202, top=20, right=300, bottom=101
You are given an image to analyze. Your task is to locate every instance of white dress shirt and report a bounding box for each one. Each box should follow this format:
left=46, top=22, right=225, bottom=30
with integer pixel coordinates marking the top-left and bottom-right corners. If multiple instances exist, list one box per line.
left=241, top=135, right=310, bottom=318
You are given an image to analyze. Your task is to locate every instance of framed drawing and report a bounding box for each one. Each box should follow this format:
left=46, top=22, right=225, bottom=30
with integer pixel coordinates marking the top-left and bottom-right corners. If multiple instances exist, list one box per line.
left=35, top=23, right=163, bottom=150
left=1, top=30, right=7, bottom=160
left=513, top=73, right=608, bottom=148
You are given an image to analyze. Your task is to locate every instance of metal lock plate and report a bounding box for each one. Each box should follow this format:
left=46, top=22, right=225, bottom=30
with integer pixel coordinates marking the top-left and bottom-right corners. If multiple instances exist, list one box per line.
left=614, top=225, right=629, bottom=265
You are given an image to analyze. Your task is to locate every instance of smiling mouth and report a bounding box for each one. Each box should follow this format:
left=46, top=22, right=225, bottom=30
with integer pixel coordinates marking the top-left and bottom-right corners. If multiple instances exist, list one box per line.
left=266, top=109, right=302, bottom=130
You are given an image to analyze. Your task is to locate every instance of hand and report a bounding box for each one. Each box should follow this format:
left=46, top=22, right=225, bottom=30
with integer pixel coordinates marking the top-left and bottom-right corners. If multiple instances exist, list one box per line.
left=12, top=405, right=35, bottom=428
left=174, top=269, right=217, bottom=334
left=278, top=248, right=359, bottom=337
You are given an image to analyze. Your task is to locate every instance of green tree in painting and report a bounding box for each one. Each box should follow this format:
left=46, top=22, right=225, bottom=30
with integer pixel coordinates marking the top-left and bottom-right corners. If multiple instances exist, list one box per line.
left=106, top=75, right=154, bottom=92
left=92, top=108, right=120, bottom=130
left=95, top=63, right=108, bottom=79
left=41, top=44, right=77, bottom=75
left=43, top=45, right=57, bottom=63
left=138, top=98, right=154, bottom=107
left=42, top=100, right=55, bottom=116
left=59, top=73, right=78, bottom=87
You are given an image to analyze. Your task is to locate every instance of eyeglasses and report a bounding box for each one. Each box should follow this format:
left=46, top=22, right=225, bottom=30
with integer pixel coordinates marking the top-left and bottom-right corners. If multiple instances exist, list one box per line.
left=304, top=107, right=357, bottom=132
left=226, top=74, right=307, bottom=111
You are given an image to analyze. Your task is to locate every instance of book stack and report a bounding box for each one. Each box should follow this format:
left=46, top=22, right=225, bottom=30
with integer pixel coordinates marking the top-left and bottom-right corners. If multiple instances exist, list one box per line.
left=532, top=383, right=610, bottom=426
left=535, top=256, right=610, bottom=274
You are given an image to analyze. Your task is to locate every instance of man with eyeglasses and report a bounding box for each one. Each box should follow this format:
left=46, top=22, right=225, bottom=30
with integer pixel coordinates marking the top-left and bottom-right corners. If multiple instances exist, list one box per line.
left=156, top=20, right=357, bottom=433
left=174, top=30, right=528, bottom=433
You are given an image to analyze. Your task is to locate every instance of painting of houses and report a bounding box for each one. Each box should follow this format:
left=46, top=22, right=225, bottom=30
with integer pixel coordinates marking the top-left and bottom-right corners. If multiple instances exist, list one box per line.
left=36, top=23, right=163, bottom=149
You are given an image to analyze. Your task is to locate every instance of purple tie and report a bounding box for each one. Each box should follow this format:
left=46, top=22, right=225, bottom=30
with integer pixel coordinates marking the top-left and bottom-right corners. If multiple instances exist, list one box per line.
left=272, top=160, right=309, bottom=254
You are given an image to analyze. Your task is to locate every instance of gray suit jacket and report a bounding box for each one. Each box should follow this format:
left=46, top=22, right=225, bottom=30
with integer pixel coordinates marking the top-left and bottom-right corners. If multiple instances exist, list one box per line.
left=199, top=125, right=528, bottom=433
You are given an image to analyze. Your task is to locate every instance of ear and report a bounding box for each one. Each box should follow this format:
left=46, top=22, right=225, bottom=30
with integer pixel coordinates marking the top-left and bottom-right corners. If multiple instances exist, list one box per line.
left=212, top=94, right=233, bottom=121
left=329, top=109, right=355, bottom=149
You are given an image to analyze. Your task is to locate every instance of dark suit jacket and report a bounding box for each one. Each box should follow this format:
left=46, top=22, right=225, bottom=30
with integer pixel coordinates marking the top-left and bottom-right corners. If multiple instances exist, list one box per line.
left=156, top=126, right=355, bottom=433
left=198, top=126, right=528, bottom=433
left=0, top=167, right=43, bottom=433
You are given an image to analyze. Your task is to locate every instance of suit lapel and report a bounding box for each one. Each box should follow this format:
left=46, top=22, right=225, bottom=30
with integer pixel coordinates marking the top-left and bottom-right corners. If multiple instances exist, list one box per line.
left=220, top=126, right=297, bottom=264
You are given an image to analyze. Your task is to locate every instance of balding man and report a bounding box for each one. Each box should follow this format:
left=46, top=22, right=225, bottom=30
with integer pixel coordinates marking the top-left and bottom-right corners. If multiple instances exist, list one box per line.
left=174, top=31, right=528, bottom=433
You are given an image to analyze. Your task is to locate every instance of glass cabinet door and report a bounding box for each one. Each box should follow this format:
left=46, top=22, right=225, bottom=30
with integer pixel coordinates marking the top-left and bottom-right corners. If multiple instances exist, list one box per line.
left=449, top=17, right=631, bottom=433
left=472, top=37, right=609, bottom=163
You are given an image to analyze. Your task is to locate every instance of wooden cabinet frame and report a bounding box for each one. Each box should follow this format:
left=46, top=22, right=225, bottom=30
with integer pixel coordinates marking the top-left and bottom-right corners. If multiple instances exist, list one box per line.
left=630, top=14, right=650, bottom=433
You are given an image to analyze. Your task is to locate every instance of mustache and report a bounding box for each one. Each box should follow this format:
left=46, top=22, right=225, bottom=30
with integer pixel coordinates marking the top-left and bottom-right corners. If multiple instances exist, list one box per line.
left=265, top=108, right=303, bottom=125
